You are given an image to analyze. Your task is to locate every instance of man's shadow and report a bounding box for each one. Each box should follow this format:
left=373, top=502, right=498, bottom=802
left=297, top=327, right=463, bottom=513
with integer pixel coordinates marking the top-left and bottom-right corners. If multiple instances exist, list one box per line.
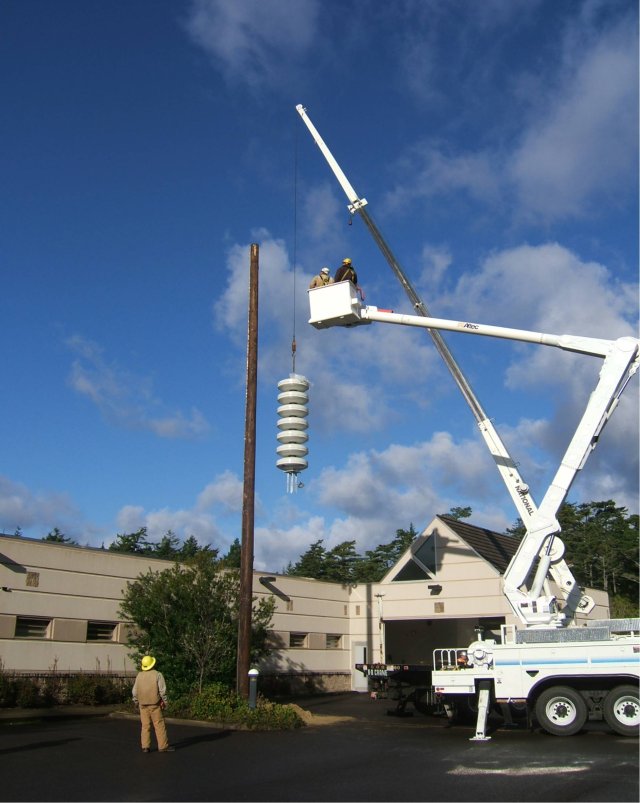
left=0, top=737, right=81, bottom=755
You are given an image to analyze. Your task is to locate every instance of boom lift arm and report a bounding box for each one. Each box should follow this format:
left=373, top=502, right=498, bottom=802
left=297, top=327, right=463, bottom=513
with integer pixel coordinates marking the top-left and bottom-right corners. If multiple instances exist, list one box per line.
left=297, top=103, right=640, bottom=628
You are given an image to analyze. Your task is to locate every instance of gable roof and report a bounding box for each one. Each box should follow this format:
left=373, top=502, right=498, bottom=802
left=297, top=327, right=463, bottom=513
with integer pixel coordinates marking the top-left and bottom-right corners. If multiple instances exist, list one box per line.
left=438, top=515, right=519, bottom=574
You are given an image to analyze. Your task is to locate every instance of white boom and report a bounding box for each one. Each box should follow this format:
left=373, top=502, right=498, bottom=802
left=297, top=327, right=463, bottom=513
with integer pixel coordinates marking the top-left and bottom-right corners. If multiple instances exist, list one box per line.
left=309, top=282, right=639, bottom=626
left=298, top=103, right=640, bottom=628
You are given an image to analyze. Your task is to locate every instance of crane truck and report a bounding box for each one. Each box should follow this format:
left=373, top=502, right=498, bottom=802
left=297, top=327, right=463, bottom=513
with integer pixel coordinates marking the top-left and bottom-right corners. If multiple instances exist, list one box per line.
left=296, top=104, right=640, bottom=739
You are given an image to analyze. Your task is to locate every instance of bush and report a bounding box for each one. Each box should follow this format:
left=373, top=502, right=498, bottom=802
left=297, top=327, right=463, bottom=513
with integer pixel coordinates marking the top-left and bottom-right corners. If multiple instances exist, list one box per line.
left=0, top=675, right=18, bottom=707
left=176, top=683, right=304, bottom=730
left=15, top=679, right=42, bottom=708
left=65, top=675, right=130, bottom=706
left=0, top=673, right=131, bottom=709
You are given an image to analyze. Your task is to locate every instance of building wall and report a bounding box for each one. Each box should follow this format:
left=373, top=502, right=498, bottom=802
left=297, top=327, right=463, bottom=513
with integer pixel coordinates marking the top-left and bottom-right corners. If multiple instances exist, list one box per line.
left=0, top=526, right=610, bottom=694
left=0, top=536, right=174, bottom=675
left=0, top=536, right=355, bottom=690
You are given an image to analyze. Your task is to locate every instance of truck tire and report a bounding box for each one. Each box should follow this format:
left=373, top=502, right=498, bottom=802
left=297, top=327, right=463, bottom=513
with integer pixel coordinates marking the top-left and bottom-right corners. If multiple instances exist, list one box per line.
left=603, top=685, right=640, bottom=737
left=535, top=686, right=587, bottom=736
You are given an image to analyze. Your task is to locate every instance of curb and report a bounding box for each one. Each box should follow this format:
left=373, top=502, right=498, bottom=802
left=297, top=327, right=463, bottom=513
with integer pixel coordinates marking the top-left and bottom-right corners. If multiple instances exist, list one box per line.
left=109, top=711, right=242, bottom=730
left=0, top=705, right=123, bottom=724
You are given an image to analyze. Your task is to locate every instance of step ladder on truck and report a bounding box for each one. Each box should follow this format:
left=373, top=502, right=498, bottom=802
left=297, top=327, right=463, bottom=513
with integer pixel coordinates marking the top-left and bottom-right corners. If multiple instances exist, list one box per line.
left=296, top=103, right=640, bottom=740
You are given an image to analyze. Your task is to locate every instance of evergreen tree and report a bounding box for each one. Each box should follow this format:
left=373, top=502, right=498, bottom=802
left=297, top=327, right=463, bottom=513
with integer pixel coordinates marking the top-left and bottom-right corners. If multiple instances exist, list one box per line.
left=446, top=506, right=472, bottom=520
left=150, top=531, right=181, bottom=559
left=355, top=525, right=418, bottom=582
left=286, top=525, right=420, bottom=583
left=178, top=535, right=207, bottom=561
left=42, top=528, right=77, bottom=544
left=286, top=540, right=328, bottom=579
left=221, top=538, right=242, bottom=568
left=324, top=541, right=359, bottom=583
left=108, top=527, right=151, bottom=554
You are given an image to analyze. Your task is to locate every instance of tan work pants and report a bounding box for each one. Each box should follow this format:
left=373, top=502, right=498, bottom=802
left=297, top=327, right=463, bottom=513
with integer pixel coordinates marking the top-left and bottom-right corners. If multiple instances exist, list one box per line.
left=139, top=703, right=169, bottom=750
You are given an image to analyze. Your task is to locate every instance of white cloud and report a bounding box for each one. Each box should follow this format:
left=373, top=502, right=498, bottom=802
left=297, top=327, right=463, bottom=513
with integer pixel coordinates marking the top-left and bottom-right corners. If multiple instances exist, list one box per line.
left=452, top=243, right=636, bottom=338
left=417, top=244, right=453, bottom=296
left=66, top=335, right=210, bottom=440
left=447, top=242, right=639, bottom=507
left=312, top=432, right=505, bottom=539
left=0, top=476, right=86, bottom=539
left=384, top=145, right=501, bottom=213
left=509, top=17, right=638, bottom=220
left=114, top=470, right=248, bottom=549
left=252, top=424, right=541, bottom=571
left=185, top=0, right=320, bottom=90
left=115, top=504, right=224, bottom=548
left=213, top=233, right=293, bottom=338
left=254, top=515, right=327, bottom=572
left=196, top=470, right=244, bottom=513
left=301, top=183, right=344, bottom=244
left=210, top=229, right=638, bottom=568
left=212, top=229, right=440, bottom=434
left=384, top=8, right=637, bottom=226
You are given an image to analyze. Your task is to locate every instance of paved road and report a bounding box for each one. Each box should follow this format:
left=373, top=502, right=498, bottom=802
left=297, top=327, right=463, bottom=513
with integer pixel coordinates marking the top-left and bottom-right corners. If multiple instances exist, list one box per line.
left=0, top=694, right=637, bottom=801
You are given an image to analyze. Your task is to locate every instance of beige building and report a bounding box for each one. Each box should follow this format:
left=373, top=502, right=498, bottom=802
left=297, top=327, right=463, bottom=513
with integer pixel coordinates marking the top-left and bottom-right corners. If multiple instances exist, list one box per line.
left=0, top=515, right=608, bottom=692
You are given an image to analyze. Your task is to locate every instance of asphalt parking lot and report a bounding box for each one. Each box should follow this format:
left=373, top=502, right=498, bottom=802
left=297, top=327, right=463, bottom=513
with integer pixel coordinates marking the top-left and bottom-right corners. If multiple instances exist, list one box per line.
left=0, top=693, right=637, bottom=802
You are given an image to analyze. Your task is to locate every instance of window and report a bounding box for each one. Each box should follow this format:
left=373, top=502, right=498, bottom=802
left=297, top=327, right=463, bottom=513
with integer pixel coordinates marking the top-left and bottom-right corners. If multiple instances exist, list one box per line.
left=87, top=621, right=117, bottom=642
left=391, top=534, right=437, bottom=581
left=326, top=634, right=341, bottom=649
left=289, top=632, right=307, bottom=648
left=15, top=616, right=51, bottom=639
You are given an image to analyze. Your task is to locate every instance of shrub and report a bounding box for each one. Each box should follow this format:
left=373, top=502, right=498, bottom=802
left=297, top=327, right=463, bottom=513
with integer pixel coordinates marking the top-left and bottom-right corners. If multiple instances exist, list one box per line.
left=65, top=675, right=130, bottom=706
left=179, top=683, right=304, bottom=730
left=0, top=675, right=18, bottom=707
left=0, top=673, right=132, bottom=708
left=15, top=678, right=42, bottom=708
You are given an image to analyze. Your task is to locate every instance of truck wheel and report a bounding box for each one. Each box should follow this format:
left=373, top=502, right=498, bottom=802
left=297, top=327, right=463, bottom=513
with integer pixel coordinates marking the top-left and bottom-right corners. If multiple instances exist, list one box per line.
left=603, top=685, right=640, bottom=737
left=535, top=686, right=587, bottom=736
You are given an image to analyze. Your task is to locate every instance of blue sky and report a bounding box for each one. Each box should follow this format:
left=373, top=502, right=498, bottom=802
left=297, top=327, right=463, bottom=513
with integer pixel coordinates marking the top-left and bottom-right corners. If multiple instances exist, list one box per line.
left=1, top=0, right=638, bottom=571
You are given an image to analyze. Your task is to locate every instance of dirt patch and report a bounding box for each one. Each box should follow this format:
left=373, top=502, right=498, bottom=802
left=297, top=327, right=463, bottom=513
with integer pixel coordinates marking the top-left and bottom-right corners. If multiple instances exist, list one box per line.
left=286, top=703, right=356, bottom=727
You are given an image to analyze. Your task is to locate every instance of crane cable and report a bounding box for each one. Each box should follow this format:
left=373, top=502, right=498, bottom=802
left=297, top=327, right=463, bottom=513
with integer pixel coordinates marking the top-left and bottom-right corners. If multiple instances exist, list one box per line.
left=291, top=123, right=299, bottom=374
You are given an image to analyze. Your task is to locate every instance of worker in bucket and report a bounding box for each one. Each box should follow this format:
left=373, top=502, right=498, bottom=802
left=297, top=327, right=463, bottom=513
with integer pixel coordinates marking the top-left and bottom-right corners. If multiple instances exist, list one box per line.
left=309, top=266, right=333, bottom=288
left=334, top=257, right=358, bottom=285
left=132, top=655, right=174, bottom=753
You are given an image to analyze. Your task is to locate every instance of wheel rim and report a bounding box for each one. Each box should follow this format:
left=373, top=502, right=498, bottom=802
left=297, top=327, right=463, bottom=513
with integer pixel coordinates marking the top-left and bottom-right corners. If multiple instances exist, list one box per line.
left=612, top=695, right=640, bottom=727
left=545, top=697, right=578, bottom=726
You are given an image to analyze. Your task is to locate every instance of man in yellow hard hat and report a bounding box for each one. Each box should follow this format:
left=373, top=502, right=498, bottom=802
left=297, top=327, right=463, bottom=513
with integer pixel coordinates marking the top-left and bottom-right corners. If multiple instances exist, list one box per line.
left=132, top=655, right=173, bottom=753
left=334, top=257, right=358, bottom=285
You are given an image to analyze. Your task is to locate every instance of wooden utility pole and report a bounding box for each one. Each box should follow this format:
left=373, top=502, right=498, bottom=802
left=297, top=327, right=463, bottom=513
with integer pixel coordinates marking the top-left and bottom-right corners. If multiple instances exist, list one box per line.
left=236, top=243, right=259, bottom=698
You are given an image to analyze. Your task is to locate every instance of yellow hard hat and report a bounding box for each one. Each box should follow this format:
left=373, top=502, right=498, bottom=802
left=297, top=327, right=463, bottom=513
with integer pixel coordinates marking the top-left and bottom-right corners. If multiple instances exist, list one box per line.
left=141, top=655, right=156, bottom=671
left=343, top=258, right=352, bottom=265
